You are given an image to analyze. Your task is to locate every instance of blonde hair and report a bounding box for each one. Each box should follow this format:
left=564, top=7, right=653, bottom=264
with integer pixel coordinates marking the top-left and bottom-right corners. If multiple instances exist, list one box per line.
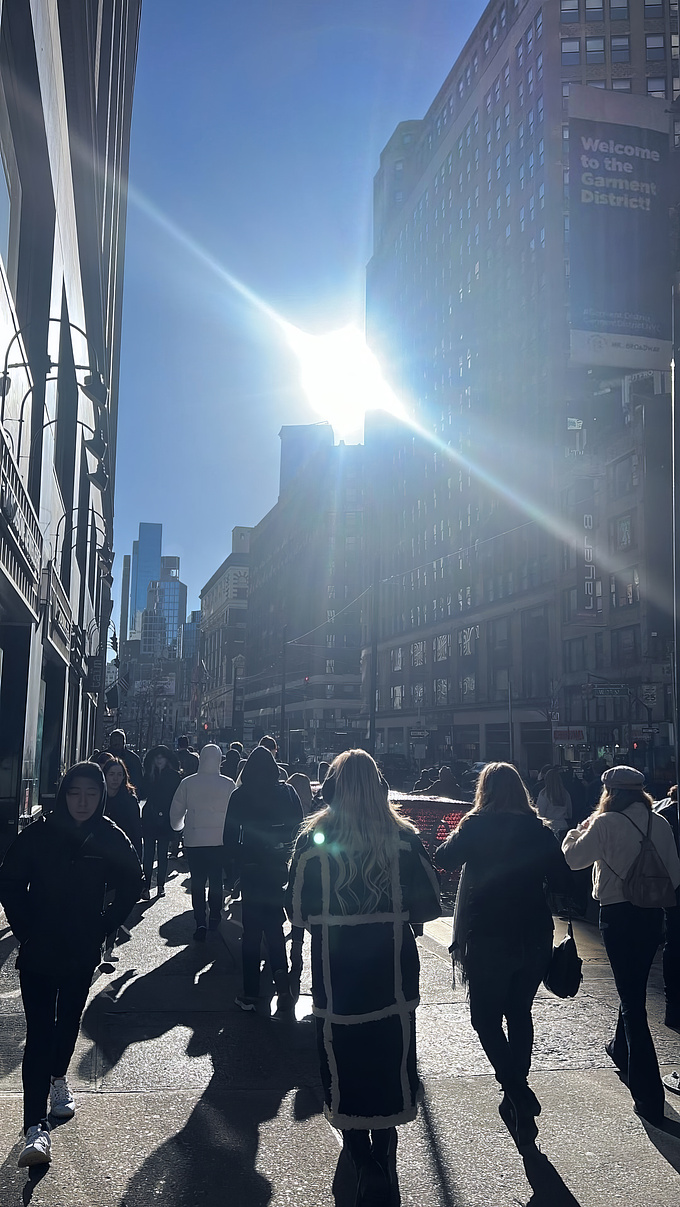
left=469, top=761, right=536, bottom=817
left=301, top=749, right=416, bottom=913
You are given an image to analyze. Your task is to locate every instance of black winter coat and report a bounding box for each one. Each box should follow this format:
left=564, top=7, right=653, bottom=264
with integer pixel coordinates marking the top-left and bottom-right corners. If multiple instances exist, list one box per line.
left=142, top=767, right=182, bottom=837
left=0, top=811, right=143, bottom=976
left=223, top=782, right=303, bottom=906
left=105, top=787, right=142, bottom=860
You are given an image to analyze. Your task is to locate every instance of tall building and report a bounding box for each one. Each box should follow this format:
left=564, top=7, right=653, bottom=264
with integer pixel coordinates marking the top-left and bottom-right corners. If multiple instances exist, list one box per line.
left=129, top=522, right=162, bottom=637
left=244, top=426, right=365, bottom=761
left=365, top=0, right=678, bottom=778
left=200, top=527, right=252, bottom=741
left=0, top=0, right=140, bottom=845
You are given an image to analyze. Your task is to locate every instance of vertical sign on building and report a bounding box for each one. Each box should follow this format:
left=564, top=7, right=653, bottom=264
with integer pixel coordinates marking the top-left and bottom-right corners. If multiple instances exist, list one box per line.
left=569, top=85, right=671, bottom=371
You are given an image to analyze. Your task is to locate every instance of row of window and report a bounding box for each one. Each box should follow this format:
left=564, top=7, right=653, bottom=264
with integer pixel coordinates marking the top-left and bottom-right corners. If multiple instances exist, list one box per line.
left=561, top=0, right=665, bottom=18
left=562, top=34, right=668, bottom=64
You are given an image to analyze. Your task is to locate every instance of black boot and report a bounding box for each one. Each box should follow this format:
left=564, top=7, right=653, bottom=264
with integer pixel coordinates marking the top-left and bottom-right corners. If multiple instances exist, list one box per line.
left=370, top=1128, right=400, bottom=1204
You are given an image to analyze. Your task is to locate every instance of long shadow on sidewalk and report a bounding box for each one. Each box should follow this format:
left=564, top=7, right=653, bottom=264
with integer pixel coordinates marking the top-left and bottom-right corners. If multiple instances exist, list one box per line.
left=78, top=910, right=327, bottom=1206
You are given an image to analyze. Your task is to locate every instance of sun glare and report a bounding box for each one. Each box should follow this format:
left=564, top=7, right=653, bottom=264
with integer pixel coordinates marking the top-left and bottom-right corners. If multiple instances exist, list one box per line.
left=284, top=323, right=406, bottom=441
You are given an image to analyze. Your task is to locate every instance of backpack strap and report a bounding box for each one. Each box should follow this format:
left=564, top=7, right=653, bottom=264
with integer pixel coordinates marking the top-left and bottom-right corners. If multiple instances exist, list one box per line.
left=599, top=809, right=649, bottom=881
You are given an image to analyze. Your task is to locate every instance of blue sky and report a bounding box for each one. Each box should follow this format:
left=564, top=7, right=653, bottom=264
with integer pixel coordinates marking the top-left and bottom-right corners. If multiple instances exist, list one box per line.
left=114, top=0, right=487, bottom=616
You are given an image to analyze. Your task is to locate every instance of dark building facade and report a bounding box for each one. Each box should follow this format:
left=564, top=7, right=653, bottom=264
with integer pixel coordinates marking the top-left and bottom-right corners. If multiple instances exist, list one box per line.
left=199, top=527, right=251, bottom=743
left=244, top=425, right=365, bottom=762
left=0, top=0, right=140, bottom=844
left=364, top=0, right=678, bottom=780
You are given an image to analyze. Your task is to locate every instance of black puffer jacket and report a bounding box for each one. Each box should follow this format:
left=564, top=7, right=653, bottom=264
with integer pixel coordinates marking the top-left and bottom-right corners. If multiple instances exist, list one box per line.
left=0, top=763, right=143, bottom=976
left=223, top=747, right=302, bottom=907
left=141, top=747, right=182, bottom=838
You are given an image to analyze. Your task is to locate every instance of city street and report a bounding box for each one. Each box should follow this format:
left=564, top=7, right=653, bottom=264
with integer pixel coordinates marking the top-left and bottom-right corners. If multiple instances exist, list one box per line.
left=1, top=861, right=679, bottom=1207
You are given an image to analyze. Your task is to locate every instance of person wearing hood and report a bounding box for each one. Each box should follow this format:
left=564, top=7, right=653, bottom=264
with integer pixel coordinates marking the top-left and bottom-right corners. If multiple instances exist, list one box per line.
left=141, top=745, right=182, bottom=900
left=223, top=746, right=303, bottom=1012
left=170, top=744, right=236, bottom=940
left=0, top=762, right=143, bottom=1169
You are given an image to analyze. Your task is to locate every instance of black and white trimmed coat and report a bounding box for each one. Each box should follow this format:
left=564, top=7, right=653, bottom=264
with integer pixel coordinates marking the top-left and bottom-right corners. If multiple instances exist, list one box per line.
left=287, top=827, right=441, bottom=1130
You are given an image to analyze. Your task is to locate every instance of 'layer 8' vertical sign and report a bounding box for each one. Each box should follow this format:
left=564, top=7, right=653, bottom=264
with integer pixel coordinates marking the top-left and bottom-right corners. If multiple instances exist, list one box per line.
left=568, top=85, right=671, bottom=371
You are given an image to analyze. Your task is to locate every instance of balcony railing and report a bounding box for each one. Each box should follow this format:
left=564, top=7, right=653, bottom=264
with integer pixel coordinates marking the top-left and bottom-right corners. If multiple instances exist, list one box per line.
left=0, top=424, right=42, bottom=619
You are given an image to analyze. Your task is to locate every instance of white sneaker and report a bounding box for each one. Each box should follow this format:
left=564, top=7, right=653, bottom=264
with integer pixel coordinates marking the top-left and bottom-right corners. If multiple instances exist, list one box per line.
left=17, top=1124, right=51, bottom=1168
left=49, top=1076, right=75, bottom=1119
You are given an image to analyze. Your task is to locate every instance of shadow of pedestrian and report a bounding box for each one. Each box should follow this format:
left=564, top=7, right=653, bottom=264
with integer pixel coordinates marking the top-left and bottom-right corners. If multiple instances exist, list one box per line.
left=636, top=1103, right=680, bottom=1173
left=77, top=910, right=327, bottom=1205
left=21, top=1163, right=49, bottom=1204
left=521, top=1147, right=582, bottom=1206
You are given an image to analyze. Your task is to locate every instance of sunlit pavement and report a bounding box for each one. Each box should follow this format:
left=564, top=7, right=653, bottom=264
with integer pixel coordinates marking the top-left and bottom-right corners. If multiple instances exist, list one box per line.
left=0, top=860, right=679, bottom=1205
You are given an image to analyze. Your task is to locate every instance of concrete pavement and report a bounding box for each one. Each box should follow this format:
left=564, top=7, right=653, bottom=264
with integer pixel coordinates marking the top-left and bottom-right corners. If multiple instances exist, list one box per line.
left=0, top=857, right=679, bottom=1205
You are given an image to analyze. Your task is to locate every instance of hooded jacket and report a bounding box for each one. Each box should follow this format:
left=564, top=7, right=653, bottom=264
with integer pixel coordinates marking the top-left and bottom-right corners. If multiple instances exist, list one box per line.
left=223, top=746, right=303, bottom=905
left=0, top=763, right=143, bottom=976
left=169, top=744, right=235, bottom=847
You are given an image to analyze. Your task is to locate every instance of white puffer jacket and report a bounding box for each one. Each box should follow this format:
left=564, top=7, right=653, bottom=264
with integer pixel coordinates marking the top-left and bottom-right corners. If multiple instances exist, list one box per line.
left=169, top=744, right=235, bottom=848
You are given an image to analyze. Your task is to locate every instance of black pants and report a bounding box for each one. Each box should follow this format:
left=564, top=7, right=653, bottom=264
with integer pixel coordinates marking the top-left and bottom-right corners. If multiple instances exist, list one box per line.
left=142, top=832, right=169, bottom=890
left=186, top=846, right=223, bottom=927
left=600, top=901, right=665, bottom=1120
left=663, top=904, right=680, bottom=1015
left=241, top=898, right=287, bottom=998
left=19, top=967, right=94, bottom=1131
left=466, top=932, right=551, bottom=1094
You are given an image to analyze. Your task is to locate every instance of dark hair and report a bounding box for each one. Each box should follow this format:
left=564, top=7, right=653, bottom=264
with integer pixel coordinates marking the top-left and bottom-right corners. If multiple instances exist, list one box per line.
left=177, top=736, right=189, bottom=749
left=102, top=757, right=136, bottom=799
left=90, top=750, right=113, bottom=768
left=240, top=745, right=280, bottom=790
left=221, top=749, right=240, bottom=780
left=54, top=762, right=106, bottom=826
left=258, top=735, right=278, bottom=754
left=143, top=745, right=180, bottom=776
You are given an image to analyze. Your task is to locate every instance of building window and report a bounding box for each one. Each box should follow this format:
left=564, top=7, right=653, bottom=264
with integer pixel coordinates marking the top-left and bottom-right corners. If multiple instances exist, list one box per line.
left=537, top=52, right=543, bottom=82
left=612, top=77, right=632, bottom=90
left=411, top=640, right=426, bottom=667
left=611, top=625, right=640, bottom=666
left=561, top=39, right=581, bottom=66
left=326, top=659, right=335, bottom=675
left=538, top=138, right=544, bottom=165
left=610, top=0, right=628, bottom=17
left=609, top=512, right=635, bottom=551
left=433, top=633, right=450, bottom=661
left=563, top=637, right=587, bottom=673
left=561, top=0, right=580, bottom=20
left=391, top=685, right=403, bottom=710
left=412, top=682, right=426, bottom=707
left=647, top=76, right=667, bottom=97
left=644, top=0, right=664, bottom=14
left=517, top=39, right=523, bottom=67
left=646, top=35, right=665, bottom=62
left=434, top=677, right=449, bottom=705
left=610, top=567, right=640, bottom=608
left=585, top=0, right=604, bottom=15
left=390, top=646, right=402, bottom=671
left=536, top=9, right=543, bottom=38
left=586, top=36, right=605, bottom=64
left=608, top=453, right=638, bottom=499
left=527, top=66, right=534, bottom=95
left=611, top=35, right=630, bottom=63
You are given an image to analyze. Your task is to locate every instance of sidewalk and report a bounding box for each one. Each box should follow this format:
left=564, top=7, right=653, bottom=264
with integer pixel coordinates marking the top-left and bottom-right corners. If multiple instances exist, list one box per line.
left=0, top=858, right=678, bottom=1205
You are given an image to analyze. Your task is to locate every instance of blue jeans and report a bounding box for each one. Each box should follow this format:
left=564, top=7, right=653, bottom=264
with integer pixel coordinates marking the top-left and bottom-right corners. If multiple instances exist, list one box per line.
left=466, top=931, right=552, bottom=1093
left=600, top=902, right=664, bottom=1120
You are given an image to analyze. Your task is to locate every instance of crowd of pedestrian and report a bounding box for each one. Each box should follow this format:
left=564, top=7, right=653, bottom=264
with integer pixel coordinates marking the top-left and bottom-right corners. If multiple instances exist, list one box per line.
left=0, top=734, right=679, bottom=1204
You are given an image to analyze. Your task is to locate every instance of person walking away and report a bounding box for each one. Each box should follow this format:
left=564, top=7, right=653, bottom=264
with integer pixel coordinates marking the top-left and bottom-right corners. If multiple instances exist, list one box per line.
left=288, top=749, right=441, bottom=1204
left=535, top=767, right=572, bottom=840
left=563, top=765, right=680, bottom=1127
left=223, top=746, right=302, bottom=1012
left=177, top=735, right=199, bottom=777
left=0, top=763, right=142, bottom=1168
left=654, top=786, right=680, bottom=1031
left=220, top=748, right=240, bottom=781
left=108, top=729, right=144, bottom=796
left=286, top=772, right=314, bottom=817
left=436, top=762, right=572, bottom=1149
left=141, top=746, right=181, bottom=899
left=170, top=743, right=235, bottom=940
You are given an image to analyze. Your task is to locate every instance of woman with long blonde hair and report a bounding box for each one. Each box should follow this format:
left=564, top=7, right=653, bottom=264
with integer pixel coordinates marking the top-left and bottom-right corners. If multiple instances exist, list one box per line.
left=287, top=749, right=440, bottom=1205
left=436, top=762, right=572, bottom=1150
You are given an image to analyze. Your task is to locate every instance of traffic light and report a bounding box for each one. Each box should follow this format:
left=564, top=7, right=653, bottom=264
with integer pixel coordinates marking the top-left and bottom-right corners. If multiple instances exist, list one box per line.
left=110, top=631, right=118, bottom=653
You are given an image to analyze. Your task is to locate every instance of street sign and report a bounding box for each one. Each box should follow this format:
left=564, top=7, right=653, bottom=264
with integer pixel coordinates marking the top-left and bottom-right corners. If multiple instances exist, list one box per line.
left=410, top=729, right=428, bottom=739
left=592, top=684, right=628, bottom=698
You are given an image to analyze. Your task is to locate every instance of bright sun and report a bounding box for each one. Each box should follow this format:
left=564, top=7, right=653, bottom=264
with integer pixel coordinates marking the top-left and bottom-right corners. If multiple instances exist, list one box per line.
left=284, top=323, right=406, bottom=441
